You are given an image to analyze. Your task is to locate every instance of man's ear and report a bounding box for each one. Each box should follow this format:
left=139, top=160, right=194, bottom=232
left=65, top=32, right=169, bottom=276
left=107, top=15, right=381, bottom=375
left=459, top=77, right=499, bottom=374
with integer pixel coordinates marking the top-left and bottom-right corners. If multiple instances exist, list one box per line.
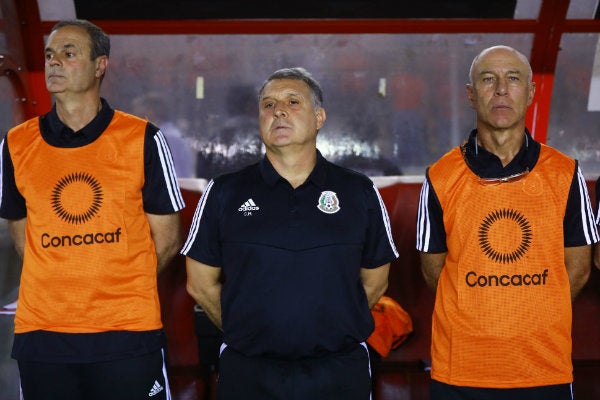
left=527, top=81, right=536, bottom=106
left=95, top=56, right=108, bottom=79
left=466, top=84, right=476, bottom=109
left=316, top=107, right=326, bottom=130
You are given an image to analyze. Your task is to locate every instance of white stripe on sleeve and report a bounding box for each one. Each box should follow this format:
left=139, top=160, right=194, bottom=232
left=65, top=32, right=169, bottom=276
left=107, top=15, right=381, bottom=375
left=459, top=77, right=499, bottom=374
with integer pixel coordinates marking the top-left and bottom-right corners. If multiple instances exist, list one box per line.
left=576, top=167, right=599, bottom=244
left=416, top=180, right=431, bottom=252
left=372, top=185, right=399, bottom=258
left=181, top=179, right=214, bottom=255
left=154, top=131, right=185, bottom=211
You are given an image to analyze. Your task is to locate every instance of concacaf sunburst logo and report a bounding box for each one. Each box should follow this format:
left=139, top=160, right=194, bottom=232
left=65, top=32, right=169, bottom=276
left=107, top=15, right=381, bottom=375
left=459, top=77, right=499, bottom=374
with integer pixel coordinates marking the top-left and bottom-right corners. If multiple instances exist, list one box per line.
left=51, top=172, right=103, bottom=224
left=478, top=208, right=532, bottom=264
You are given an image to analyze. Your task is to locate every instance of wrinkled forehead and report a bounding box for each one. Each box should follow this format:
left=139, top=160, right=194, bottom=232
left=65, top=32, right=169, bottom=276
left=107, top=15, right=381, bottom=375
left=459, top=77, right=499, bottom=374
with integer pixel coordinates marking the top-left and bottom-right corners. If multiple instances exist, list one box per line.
left=46, top=25, right=90, bottom=51
left=473, top=48, right=529, bottom=76
left=260, top=78, right=310, bottom=100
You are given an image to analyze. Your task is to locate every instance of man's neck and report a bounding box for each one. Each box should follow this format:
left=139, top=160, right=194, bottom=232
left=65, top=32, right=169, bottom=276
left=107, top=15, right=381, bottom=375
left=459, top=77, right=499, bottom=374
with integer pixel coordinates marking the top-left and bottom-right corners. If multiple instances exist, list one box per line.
left=476, top=125, right=526, bottom=167
left=266, top=147, right=317, bottom=189
left=54, top=93, right=102, bottom=132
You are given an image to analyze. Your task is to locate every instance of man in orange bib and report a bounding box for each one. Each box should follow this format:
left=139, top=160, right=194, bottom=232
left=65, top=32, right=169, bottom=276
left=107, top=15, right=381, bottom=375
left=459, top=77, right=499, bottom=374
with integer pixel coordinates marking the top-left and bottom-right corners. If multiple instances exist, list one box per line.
left=416, top=45, right=599, bottom=400
left=0, top=20, right=185, bottom=399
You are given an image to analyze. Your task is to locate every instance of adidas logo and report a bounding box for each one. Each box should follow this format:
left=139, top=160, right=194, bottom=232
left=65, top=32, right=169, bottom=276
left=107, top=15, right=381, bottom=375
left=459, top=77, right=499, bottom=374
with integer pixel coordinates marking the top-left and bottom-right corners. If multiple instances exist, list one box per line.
left=148, top=380, right=164, bottom=397
left=238, top=198, right=260, bottom=212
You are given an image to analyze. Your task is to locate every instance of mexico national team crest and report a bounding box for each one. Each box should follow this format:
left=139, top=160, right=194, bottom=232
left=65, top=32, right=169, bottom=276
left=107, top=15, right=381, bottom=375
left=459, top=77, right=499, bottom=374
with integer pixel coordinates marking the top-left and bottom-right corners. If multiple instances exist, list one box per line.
left=317, top=191, right=340, bottom=214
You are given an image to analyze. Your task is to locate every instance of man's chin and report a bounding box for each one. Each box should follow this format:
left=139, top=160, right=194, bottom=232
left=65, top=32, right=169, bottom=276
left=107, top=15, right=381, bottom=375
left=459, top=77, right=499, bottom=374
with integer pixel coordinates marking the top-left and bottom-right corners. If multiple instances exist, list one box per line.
left=46, top=85, right=65, bottom=94
left=485, top=116, right=521, bottom=131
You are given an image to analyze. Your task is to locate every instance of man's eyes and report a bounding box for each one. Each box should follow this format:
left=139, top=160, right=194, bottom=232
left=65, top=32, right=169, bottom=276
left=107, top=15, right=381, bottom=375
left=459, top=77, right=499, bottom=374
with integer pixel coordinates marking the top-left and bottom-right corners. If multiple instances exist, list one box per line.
left=45, top=51, right=76, bottom=59
left=482, top=76, right=520, bottom=82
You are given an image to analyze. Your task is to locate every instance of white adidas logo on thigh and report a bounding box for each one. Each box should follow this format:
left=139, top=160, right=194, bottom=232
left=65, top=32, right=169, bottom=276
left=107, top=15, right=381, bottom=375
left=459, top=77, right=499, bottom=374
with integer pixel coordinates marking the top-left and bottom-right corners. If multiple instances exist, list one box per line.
left=148, top=380, right=164, bottom=397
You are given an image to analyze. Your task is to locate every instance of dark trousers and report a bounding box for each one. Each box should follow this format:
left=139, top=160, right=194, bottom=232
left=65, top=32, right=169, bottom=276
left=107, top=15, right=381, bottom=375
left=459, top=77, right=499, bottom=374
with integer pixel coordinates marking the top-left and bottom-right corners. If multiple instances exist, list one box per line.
left=217, top=344, right=372, bottom=400
left=430, top=379, right=573, bottom=400
left=18, top=349, right=171, bottom=400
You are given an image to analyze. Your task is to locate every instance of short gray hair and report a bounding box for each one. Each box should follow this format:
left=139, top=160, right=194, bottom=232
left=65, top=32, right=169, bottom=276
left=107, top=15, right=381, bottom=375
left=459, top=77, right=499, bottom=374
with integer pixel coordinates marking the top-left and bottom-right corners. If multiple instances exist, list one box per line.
left=259, top=67, right=324, bottom=109
left=51, top=19, right=110, bottom=60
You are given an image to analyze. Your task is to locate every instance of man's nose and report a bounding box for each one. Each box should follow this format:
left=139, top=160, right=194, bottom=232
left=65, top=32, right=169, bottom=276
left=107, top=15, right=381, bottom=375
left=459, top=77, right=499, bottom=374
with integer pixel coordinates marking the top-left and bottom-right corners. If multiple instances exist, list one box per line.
left=274, top=106, right=287, bottom=117
left=495, top=79, right=508, bottom=95
left=46, top=55, right=60, bottom=66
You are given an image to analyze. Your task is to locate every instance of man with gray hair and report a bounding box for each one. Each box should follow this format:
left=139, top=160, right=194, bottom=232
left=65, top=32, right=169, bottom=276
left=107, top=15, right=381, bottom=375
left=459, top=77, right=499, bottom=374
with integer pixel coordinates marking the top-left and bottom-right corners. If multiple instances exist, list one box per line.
left=0, top=19, right=184, bottom=399
left=417, top=45, right=598, bottom=399
left=183, top=67, right=398, bottom=399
